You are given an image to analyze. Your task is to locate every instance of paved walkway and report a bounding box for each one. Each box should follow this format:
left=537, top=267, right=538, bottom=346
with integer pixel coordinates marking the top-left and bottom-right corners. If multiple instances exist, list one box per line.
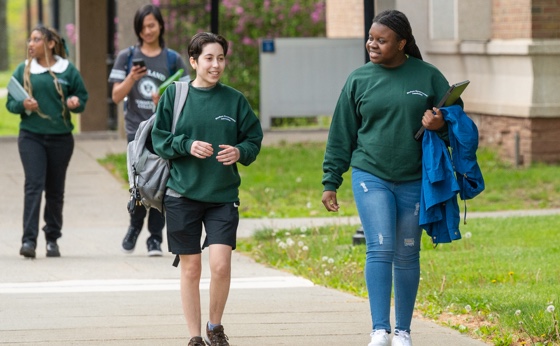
left=0, top=132, right=509, bottom=345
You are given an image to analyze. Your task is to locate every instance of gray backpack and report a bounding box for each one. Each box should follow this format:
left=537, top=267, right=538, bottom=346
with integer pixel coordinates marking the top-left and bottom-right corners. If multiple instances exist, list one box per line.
left=126, top=82, right=189, bottom=213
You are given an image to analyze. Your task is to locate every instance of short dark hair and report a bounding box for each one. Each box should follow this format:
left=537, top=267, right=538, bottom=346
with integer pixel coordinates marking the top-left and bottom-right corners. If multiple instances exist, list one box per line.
left=134, top=4, right=165, bottom=47
left=373, top=10, right=422, bottom=60
left=188, top=32, right=229, bottom=61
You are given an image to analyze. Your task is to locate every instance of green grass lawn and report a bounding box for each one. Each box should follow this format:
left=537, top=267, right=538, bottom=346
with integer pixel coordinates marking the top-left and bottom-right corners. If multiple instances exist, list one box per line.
left=97, top=141, right=560, bottom=218
left=237, top=215, right=560, bottom=345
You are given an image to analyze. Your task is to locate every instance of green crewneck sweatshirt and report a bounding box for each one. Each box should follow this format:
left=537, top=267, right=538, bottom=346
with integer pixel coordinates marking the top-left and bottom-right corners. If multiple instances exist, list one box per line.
left=6, top=60, right=88, bottom=134
left=152, top=82, right=263, bottom=203
left=322, top=57, right=461, bottom=191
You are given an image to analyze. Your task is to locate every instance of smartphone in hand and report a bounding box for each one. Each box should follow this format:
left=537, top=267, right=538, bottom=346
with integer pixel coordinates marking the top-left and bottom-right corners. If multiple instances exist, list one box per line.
left=132, top=58, right=146, bottom=68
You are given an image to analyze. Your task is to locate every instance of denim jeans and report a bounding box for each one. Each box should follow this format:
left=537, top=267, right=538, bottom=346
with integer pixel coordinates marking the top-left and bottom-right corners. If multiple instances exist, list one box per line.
left=127, top=133, right=164, bottom=242
left=352, top=167, right=422, bottom=333
left=18, top=130, right=74, bottom=246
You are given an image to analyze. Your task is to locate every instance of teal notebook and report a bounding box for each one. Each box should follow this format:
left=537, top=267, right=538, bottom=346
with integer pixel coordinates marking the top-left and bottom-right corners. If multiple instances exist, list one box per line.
left=8, top=76, right=31, bottom=115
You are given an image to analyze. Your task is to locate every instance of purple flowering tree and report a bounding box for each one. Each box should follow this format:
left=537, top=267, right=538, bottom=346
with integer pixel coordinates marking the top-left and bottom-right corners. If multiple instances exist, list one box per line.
left=155, top=0, right=326, bottom=114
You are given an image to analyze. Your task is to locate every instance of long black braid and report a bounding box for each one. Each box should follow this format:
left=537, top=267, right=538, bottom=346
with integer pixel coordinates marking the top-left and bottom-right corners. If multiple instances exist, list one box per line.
left=373, top=10, right=423, bottom=61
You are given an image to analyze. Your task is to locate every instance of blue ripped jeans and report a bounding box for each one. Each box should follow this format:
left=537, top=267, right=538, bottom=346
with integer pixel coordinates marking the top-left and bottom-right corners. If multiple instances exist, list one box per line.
left=352, top=168, right=422, bottom=333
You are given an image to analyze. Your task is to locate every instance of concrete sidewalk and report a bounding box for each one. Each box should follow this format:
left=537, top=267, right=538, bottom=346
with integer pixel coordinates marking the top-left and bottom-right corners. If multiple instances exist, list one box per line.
left=0, top=132, right=493, bottom=345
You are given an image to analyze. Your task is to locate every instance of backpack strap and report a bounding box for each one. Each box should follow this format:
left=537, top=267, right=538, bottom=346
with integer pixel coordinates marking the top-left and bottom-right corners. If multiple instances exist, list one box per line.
left=125, top=45, right=135, bottom=76
left=171, top=81, right=189, bottom=133
left=170, top=81, right=189, bottom=268
left=166, top=48, right=179, bottom=75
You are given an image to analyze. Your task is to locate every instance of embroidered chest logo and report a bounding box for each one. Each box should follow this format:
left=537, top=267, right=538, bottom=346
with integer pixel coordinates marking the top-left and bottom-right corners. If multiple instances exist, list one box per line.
left=406, top=90, right=428, bottom=98
left=215, top=115, right=236, bottom=122
left=56, top=78, right=70, bottom=86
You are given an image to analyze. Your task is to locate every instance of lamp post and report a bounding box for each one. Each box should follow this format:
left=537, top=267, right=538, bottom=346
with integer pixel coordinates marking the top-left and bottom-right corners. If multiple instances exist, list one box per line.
left=211, top=0, right=219, bottom=34
left=353, top=0, right=375, bottom=246
left=363, top=0, right=374, bottom=63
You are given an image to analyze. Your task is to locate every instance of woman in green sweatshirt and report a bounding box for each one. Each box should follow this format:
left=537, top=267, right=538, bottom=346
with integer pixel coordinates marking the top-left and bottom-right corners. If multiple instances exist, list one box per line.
left=321, top=10, right=453, bottom=346
left=152, top=32, right=262, bottom=346
left=6, top=26, right=88, bottom=259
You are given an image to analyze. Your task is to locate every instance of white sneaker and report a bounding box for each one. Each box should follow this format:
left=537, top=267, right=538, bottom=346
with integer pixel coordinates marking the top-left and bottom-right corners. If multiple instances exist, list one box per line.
left=368, top=329, right=390, bottom=346
left=392, top=330, right=412, bottom=346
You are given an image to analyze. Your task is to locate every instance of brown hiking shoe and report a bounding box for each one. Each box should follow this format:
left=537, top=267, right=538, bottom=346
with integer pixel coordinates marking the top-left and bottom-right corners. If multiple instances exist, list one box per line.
left=205, top=324, right=229, bottom=346
left=188, top=336, right=205, bottom=346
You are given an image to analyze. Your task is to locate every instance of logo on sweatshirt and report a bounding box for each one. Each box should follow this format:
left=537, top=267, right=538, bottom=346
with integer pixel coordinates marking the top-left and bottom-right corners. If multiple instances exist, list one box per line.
left=216, top=115, right=236, bottom=122
left=56, top=78, right=70, bottom=86
left=406, top=90, right=428, bottom=98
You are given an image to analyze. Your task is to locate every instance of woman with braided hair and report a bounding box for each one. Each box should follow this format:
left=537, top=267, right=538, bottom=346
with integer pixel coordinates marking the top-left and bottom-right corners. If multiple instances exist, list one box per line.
left=6, top=26, right=88, bottom=259
left=321, top=10, right=462, bottom=346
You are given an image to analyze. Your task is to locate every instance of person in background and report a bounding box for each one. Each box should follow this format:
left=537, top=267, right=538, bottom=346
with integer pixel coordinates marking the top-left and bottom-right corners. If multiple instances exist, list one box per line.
left=321, top=10, right=461, bottom=346
left=108, top=4, right=189, bottom=257
left=6, top=26, right=88, bottom=259
left=152, top=32, right=263, bottom=346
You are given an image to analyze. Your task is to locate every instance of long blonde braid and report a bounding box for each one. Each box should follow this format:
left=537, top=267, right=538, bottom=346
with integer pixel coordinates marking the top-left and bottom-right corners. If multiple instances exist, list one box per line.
left=23, top=26, right=69, bottom=126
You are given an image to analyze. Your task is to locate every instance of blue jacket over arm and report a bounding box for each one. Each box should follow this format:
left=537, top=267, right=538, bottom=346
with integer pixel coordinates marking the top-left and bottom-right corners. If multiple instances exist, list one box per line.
left=420, top=105, right=485, bottom=244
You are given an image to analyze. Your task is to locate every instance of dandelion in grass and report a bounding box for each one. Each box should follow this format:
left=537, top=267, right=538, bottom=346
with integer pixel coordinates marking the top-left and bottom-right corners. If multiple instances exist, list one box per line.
left=327, top=258, right=334, bottom=264
left=285, top=232, right=291, bottom=236
left=547, top=305, right=555, bottom=313
left=278, top=242, right=287, bottom=249
left=322, top=256, right=329, bottom=262
left=465, top=305, right=472, bottom=313
left=515, top=310, right=521, bottom=316
left=302, top=246, right=309, bottom=251
left=306, top=202, right=312, bottom=208
left=286, top=238, right=295, bottom=247
left=324, top=270, right=331, bottom=276
left=300, top=226, right=307, bottom=233
left=298, top=241, right=305, bottom=247
left=509, top=271, right=514, bottom=276
left=464, top=232, right=472, bottom=239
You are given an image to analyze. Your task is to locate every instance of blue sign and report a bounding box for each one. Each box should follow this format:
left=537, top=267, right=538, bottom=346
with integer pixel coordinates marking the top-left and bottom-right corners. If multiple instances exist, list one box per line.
left=261, top=39, right=275, bottom=53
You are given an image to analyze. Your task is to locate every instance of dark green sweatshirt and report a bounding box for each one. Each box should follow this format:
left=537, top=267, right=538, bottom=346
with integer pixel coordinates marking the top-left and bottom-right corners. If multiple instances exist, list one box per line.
left=152, top=82, right=263, bottom=203
left=6, top=59, right=88, bottom=134
left=322, top=57, right=459, bottom=191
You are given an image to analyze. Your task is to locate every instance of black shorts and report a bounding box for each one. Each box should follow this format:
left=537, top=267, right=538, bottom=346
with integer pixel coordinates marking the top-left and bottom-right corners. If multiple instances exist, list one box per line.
left=164, top=195, right=239, bottom=255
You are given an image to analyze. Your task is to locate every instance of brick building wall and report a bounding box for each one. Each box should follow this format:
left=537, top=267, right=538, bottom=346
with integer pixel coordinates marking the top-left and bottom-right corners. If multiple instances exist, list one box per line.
left=473, top=113, right=560, bottom=165
left=493, top=0, right=560, bottom=39
left=492, top=0, right=532, bottom=39
left=532, top=0, right=560, bottom=38
left=326, top=0, right=363, bottom=38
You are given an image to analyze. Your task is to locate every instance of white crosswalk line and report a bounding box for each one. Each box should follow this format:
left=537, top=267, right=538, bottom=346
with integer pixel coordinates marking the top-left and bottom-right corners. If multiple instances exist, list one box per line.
left=0, top=276, right=314, bottom=294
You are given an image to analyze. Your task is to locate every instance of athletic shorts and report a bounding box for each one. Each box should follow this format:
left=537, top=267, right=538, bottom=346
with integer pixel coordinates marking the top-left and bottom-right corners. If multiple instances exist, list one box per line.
left=164, top=195, right=239, bottom=255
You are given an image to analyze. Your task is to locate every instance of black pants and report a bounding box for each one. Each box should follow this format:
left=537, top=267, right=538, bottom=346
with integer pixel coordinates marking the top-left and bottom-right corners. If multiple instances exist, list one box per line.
left=127, top=133, right=164, bottom=242
left=18, top=130, right=74, bottom=246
